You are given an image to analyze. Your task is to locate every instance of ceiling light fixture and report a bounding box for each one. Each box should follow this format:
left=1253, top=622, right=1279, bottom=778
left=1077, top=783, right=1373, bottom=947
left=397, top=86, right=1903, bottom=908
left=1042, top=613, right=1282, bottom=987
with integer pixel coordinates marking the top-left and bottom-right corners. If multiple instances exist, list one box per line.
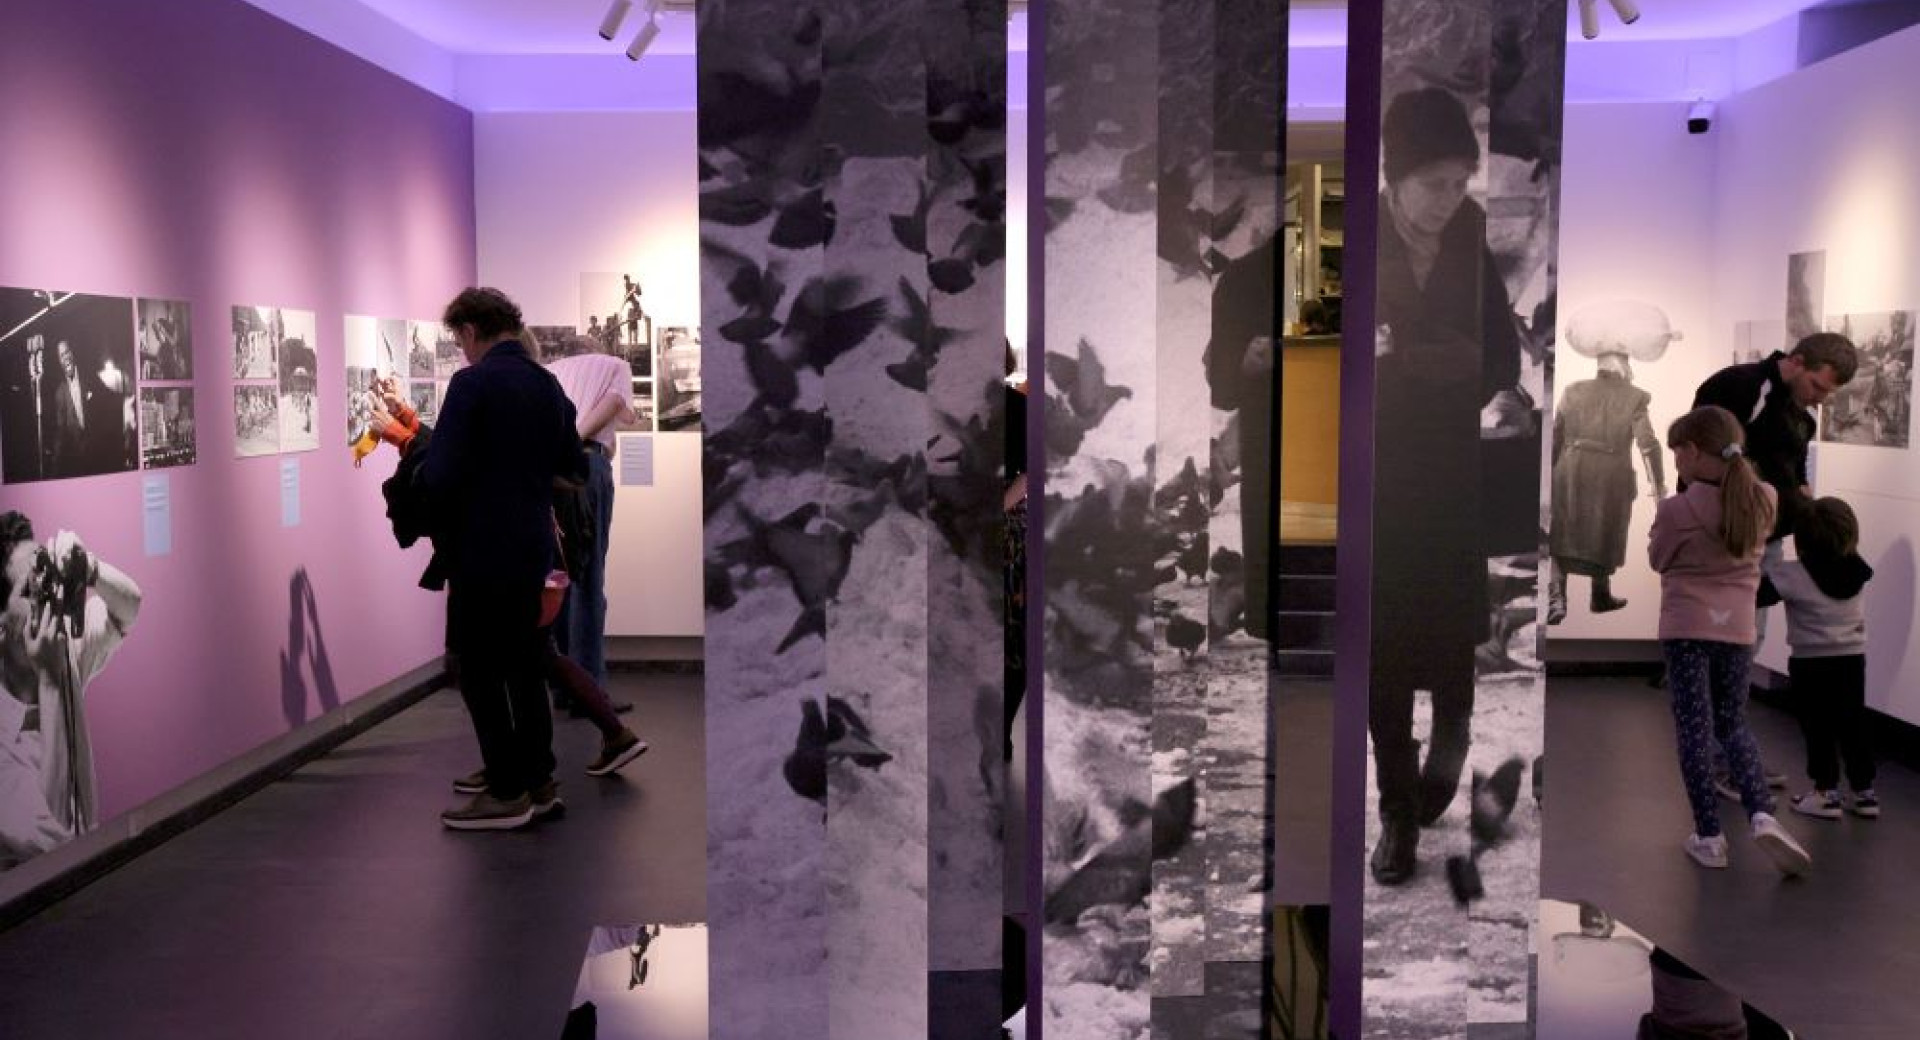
left=1607, top=0, right=1641, bottom=26
left=626, top=16, right=662, bottom=60
left=598, top=0, right=633, bottom=41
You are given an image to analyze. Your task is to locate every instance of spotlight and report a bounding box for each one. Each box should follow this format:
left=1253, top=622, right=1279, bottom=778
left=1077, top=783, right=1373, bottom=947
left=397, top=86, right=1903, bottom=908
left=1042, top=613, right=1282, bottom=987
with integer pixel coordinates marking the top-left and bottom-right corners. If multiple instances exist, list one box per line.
left=1688, top=100, right=1715, bottom=135
left=626, top=16, right=661, bottom=60
left=598, top=0, right=633, bottom=41
left=1578, top=0, right=1600, bottom=40
left=1608, top=0, right=1641, bottom=25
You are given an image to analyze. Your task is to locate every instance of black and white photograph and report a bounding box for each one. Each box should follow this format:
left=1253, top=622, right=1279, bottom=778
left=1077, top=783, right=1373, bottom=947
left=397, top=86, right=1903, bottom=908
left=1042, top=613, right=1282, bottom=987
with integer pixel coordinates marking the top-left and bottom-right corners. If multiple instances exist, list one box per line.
left=427, top=320, right=463, bottom=381
left=409, top=382, right=438, bottom=427
left=525, top=324, right=580, bottom=361
left=345, top=315, right=406, bottom=449
left=581, top=272, right=653, bottom=382
left=1820, top=310, right=1914, bottom=448
left=276, top=308, right=319, bottom=453
left=139, top=387, right=196, bottom=469
left=347, top=363, right=375, bottom=451
left=1787, top=249, right=1827, bottom=345
left=406, top=319, right=436, bottom=380
left=1364, top=0, right=1566, bottom=1034
left=0, top=519, right=143, bottom=871
left=632, top=386, right=655, bottom=431
left=0, top=287, right=140, bottom=484
left=1549, top=300, right=1675, bottom=626
left=580, top=272, right=651, bottom=355
left=562, top=923, right=708, bottom=1040
left=231, top=305, right=283, bottom=381
left=233, top=384, right=279, bottom=458
left=1733, top=318, right=1787, bottom=365
left=655, top=326, right=699, bottom=433
left=136, top=298, right=192, bottom=381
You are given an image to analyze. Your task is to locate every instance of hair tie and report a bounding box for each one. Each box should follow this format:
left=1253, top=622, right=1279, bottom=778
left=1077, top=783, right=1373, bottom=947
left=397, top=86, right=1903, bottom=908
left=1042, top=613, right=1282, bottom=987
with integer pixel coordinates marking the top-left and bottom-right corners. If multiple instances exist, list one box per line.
left=1721, top=443, right=1743, bottom=461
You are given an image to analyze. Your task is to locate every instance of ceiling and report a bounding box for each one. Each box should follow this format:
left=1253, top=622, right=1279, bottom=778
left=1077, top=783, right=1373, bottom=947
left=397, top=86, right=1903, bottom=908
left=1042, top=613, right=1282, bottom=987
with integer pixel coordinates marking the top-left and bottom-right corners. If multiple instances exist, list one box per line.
left=326, top=0, right=1833, bottom=56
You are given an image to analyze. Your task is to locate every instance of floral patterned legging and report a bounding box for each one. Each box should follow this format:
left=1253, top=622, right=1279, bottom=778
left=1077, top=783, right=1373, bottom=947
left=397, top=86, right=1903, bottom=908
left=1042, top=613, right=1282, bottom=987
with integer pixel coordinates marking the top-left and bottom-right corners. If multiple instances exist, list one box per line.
left=1663, top=639, right=1777, bottom=838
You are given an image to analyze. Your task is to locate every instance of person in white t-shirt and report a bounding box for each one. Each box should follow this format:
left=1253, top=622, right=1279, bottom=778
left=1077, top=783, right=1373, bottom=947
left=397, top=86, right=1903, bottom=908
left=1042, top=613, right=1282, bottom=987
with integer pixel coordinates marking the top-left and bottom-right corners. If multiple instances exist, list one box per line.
left=537, top=331, right=639, bottom=699
left=0, top=514, right=142, bottom=869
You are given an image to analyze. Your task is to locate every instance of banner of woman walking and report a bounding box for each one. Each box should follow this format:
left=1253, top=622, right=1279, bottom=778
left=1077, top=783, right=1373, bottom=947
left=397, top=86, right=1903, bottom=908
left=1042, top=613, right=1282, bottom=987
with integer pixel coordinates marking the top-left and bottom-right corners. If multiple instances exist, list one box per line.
left=696, top=0, right=1007, bottom=1037
left=1359, top=0, right=1566, bottom=1035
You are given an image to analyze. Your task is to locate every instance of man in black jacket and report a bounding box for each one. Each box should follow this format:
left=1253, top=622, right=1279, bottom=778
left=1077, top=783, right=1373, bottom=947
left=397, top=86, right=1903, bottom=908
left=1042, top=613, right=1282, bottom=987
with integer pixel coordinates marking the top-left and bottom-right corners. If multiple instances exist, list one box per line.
left=1691, top=332, right=1855, bottom=792
left=421, top=289, right=586, bottom=831
left=1692, top=332, right=1857, bottom=541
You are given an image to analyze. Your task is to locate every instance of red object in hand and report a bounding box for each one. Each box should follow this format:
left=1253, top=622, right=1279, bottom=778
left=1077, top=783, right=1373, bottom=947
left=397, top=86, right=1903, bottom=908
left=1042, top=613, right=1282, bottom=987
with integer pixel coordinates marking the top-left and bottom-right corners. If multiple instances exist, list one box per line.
left=378, top=421, right=415, bottom=452
left=390, top=398, right=420, bottom=434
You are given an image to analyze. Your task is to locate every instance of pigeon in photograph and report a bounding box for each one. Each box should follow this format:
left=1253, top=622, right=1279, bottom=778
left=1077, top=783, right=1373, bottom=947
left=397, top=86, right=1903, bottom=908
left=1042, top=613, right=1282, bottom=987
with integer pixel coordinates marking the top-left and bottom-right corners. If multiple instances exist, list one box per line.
left=1166, top=612, right=1205, bottom=663
left=1043, top=778, right=1198, bottom=926
left=782, top=696, right=893, bottom=813
left=1445, top=756, right=1529, bottom=906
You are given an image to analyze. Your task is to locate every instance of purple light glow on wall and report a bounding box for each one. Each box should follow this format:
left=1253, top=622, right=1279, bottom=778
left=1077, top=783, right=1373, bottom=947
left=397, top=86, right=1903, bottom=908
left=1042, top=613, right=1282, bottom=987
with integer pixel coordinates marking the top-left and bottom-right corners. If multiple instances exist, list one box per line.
left=1, top=0, right=475, bottom=827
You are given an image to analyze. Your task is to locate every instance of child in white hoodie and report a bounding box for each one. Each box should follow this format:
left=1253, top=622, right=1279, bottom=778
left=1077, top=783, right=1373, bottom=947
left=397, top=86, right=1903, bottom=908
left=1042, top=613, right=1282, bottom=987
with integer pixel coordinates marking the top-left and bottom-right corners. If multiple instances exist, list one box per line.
left=1760, top=496, right=1879, bottom=821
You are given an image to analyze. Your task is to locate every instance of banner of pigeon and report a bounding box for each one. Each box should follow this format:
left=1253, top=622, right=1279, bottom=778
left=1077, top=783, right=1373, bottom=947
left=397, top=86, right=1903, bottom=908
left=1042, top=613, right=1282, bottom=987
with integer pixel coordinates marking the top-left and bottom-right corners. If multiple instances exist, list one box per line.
left=696, top=1, right=1008, bottom=1037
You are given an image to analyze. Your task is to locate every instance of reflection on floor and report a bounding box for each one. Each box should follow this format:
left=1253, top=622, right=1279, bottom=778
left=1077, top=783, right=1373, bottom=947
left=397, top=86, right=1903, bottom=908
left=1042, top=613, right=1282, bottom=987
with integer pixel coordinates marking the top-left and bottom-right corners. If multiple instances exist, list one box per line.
left=562, top=924, right=707, bottom=1040
left=1537, top=899, right=1791, bottom=1039
left=0, top=672, right=705, bottom=1040
left=1546, top=676, right=1920, bottom=1038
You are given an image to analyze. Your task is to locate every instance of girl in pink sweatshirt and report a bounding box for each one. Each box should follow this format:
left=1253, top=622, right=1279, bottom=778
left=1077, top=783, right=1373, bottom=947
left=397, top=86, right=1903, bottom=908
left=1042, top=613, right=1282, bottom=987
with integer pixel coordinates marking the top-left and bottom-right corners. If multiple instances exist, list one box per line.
left=1649, top=406, right=1811, bottom=876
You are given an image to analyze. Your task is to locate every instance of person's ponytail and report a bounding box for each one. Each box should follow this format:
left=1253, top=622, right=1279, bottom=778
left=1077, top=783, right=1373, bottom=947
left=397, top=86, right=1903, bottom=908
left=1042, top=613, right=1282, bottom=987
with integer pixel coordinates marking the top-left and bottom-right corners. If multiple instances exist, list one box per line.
left=1667, top=405, right=1774, bottom=558
left=1719, top=452, right=1774, bottom=559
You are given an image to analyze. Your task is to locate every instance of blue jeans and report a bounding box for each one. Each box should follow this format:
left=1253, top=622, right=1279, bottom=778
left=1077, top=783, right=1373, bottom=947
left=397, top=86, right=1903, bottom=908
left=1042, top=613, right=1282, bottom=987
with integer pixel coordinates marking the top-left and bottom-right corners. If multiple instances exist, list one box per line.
left=554, top=448, right=614, bottom=688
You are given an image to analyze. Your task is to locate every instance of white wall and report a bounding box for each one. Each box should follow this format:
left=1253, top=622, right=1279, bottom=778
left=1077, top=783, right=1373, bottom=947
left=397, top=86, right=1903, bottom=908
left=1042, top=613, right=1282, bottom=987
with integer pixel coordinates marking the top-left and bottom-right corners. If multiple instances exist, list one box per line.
left=1552, top=102, right=1719, bottom=639
left=476, top=111, right=705, bottom=636
left=1552, top=24, right=1920, bottom=725
left=1710, top=23, right=1920, bottom=723
left=476, top=108, right=1031, bottom=637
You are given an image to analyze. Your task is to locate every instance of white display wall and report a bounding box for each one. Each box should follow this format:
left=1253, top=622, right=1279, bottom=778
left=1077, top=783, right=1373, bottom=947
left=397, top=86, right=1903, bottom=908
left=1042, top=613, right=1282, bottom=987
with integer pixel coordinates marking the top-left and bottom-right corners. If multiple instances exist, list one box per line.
left=1555, top=22, right=1920, bottom=727
left=1552, top=103, right=1718, bottom=640
left=1712, top=23, right=1920, bottom=725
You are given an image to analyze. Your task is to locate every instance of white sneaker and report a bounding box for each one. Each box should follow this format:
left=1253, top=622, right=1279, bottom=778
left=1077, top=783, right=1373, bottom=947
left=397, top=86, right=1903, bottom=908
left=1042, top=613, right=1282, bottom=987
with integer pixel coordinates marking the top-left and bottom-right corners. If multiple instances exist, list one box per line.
left=1684, top=832, right=1728, bottom=869
left=1791, top=789, right=1843, bottom=821
left=1851, top=789, right=1881, bottom=819
left=1750, top=813, right=1811, bottom=877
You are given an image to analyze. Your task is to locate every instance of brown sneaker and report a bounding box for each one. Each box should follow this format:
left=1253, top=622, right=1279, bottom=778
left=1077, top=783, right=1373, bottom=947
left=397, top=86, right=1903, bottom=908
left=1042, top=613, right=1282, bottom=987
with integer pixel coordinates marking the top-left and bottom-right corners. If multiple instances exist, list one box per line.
left=586, top=730, right=650, bottom=777
left=440, top=792, right=534, bottom=831
left=452, top=769, right=488, bottom=795
left=531, top=780, right=565, bottom=820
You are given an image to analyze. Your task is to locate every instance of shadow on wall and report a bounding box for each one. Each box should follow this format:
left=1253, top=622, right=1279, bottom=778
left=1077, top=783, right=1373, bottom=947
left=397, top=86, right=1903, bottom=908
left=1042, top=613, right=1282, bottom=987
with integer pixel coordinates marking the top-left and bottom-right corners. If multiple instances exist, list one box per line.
left=280, top=567, right=340, bottom=727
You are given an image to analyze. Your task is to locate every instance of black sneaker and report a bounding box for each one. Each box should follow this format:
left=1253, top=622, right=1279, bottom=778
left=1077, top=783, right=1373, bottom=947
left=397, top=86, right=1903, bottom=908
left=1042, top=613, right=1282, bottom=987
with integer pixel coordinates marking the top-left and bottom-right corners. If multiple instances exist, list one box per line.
left=586, top=731, right=650, bottom=777
left=531, top=781, right=565, bottom=820
left=452, top=769, right=488, bottom=795
left=440, top=792, right=534, bottom=831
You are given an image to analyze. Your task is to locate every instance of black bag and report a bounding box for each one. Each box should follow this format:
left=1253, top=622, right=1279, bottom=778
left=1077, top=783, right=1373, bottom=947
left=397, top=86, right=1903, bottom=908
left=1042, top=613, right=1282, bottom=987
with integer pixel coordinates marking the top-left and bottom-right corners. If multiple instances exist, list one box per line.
left=552, top=474, right=596, bottom=585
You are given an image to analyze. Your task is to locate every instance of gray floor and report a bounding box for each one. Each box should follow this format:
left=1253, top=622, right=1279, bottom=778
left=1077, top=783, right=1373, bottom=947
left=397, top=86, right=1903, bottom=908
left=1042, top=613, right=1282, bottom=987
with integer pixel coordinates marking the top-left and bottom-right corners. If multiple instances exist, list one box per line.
left=1543, top=676, right=1920, bottom=1039
left=0, top=673, right=1911, bottom=1037
left=0, top=673, right=704, bottom=1040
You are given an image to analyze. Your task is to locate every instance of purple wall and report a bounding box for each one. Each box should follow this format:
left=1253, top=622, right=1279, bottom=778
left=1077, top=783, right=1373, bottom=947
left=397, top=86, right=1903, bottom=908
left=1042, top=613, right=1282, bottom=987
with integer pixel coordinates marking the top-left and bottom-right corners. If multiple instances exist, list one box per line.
left=0, top=0, right=474, bottom=823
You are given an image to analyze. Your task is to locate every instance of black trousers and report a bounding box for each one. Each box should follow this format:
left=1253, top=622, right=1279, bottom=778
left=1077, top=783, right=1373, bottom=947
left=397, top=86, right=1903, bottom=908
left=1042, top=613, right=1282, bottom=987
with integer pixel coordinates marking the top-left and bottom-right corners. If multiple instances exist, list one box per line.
left=1789, top=653, right=1875, bottom=792
left=1368, top=643, right=1476, bottom=825
left=449, top=586, right=555, bottom=800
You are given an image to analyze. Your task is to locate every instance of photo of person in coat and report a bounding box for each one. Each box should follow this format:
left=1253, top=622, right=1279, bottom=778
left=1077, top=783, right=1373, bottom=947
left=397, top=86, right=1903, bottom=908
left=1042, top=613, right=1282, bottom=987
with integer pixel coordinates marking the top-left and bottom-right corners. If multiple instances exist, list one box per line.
left=1548, top=301, right=1679, bottom=624
left=1368, top=85, right=1535, bottom=886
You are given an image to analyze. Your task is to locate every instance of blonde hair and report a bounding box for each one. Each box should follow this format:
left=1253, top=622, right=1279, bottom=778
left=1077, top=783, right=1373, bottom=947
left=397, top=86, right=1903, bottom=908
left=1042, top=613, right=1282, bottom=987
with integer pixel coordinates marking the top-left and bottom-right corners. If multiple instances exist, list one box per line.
left=1668, top=405, right=1774, bottom=558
